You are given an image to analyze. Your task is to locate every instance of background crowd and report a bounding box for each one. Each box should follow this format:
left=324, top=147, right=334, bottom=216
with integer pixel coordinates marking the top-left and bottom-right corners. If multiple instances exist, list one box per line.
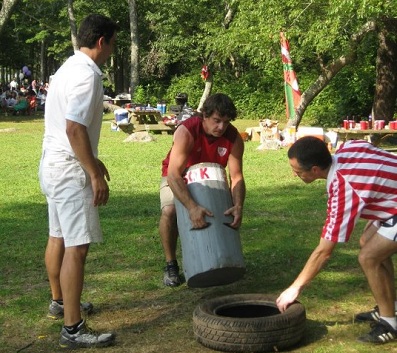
left=0, top=76, right=48, bottom=115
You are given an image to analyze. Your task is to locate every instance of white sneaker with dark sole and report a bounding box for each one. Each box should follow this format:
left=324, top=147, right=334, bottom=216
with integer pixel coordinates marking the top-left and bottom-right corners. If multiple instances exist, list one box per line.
left=59, top=319, right=115, bottom=349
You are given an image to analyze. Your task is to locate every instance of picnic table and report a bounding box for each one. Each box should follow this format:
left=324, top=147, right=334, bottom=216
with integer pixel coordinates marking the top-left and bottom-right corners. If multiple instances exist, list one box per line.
left=116, top=109, right=176, bottom=134
left=328, top=128, right=397, bottom=146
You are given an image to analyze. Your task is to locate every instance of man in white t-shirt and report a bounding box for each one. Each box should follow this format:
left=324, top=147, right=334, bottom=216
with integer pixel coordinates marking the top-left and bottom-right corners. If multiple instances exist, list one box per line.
left=39, top=14, right=119, bottom=349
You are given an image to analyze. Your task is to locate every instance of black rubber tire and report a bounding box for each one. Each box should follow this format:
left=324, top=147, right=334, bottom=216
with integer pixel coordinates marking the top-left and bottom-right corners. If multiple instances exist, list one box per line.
left=193, top=293, right=306, bottom=352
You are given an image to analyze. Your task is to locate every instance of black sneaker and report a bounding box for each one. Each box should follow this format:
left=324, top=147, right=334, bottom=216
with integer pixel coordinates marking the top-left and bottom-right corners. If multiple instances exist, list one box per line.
left=59, top=319, right=115, bottom=349
left=163, top=260, right=181, bottom=287
left=48, top=300, right=94, bottom=320
left=355, top=306, right=381, bottom=322
left=355, top=305, right=397, bottom=323
left=358, top=319, right=397, bottom=344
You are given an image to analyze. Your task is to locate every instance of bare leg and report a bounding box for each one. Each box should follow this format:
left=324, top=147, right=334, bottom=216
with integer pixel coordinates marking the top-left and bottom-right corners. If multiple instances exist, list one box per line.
left=358, top=233, right=397, bottom=318
left=61, top=244, right=89, bottom=326
left=159, top=205, right=178, bottom=262
left=359, top=222, right=395, bottom=306
left=45, top=236, right=65, bottom=300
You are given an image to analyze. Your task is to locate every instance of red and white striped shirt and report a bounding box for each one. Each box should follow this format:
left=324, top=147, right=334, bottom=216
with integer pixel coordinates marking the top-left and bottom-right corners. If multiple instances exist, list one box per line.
left=322, top=140, right=397, bottom=243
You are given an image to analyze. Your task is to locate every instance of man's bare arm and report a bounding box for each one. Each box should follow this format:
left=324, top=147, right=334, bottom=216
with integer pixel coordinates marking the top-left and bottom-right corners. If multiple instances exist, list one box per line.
left=66, top=120, right=109, bottom=206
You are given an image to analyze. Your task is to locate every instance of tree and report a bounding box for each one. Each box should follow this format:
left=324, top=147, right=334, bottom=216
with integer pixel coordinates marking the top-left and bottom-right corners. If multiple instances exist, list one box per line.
left=224, top=0, right=397, bottom=126
left=0, top=0, right=18, bottom=36
left=290, top=21, right=377, bottom=127
left=372, top=18, right=397, bottom=122
left=0, top=0, right=396, bottom=125
left=67, top=0, right=78, bottom=51
left=197, top=1, right=237, bottom=111
left=128, top=0, right=139, bottom=97
left=197, top=66, right=212, bottom=111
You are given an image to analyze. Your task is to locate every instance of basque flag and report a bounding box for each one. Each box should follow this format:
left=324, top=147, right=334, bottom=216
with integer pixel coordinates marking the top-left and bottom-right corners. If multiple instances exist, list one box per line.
left=280, top=32, right=301, bottom=120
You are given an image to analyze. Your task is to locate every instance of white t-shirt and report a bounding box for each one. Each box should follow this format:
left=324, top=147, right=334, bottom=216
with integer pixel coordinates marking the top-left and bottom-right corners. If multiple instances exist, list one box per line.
left=42, top=51, right=104, bottom=158
left=9, top=80, right=18, bottom=90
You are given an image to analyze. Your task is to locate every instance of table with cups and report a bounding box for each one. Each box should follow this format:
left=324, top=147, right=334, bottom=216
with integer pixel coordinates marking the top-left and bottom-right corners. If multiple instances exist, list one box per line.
left=328, top=119, right=397, bottom=147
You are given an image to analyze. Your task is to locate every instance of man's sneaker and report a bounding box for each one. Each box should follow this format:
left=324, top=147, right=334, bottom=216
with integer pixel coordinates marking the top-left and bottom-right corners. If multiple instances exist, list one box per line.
left=355, top=305, right=397, bottom=323
left=48, top=300, right=94, bottom=320
left=163, top=260, right=181, bottom=287
left=355, top=306, right=381, bottom=322
left=357, top=318, right=397, bottom=344
left=59, top=319, right=115, bottom=349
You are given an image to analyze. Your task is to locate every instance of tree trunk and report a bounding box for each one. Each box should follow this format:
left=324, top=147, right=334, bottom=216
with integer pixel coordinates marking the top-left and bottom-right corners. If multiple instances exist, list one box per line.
left=40, top=39, right=47, bottom=83
left=289, top=53, right=357, bottom=127
left=115, top=51, right=127, bottom=93
left=128, top=0, right=139, bottom=98
left=197, top=72, right=213, bottom=112
left=0, top=0, right=18, bottom=36
left=197, top=1, right=235, bottom=110
left=223, top=1, right=236, bottom=29
left=287, top=21, right=377, bottom=128
left=372, top=18, right=397, bottom=123
left=67, top=0, right=78, bottom=51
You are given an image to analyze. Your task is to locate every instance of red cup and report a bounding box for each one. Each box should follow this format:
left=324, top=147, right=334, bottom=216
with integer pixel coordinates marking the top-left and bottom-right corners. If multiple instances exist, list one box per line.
left=349, top=120, right=355, bottom=129
left=343, top=120, right=349, bottom=129
left=390, top=121, right=397, bottom=130
left=360, top=121, right=369, bottom=130
left=374, top=120, right=385, bottom=130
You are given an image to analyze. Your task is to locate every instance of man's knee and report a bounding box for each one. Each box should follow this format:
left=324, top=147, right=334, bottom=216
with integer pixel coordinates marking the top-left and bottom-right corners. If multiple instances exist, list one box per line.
left=358, top=245, right=380, bottom=269
left=161, top=205, right=176, bottom=219
left=65, top=244, right=90, bottom=260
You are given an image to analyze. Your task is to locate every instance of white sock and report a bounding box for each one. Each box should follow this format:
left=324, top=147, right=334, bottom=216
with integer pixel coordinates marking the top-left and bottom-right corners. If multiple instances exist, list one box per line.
left=380, top=316, right=397, bottom=330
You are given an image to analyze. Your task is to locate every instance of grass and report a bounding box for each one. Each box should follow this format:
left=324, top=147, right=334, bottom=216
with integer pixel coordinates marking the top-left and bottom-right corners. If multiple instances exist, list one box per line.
left=0, top=112, right=395, bottom=353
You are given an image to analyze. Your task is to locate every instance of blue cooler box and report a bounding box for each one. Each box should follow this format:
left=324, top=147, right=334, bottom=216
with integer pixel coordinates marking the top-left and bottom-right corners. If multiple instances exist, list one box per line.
left=114, top=109, right=129, bottom=125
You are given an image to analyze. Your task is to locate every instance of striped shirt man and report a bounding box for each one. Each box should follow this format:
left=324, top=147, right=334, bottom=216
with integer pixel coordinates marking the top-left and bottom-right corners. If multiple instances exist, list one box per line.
left=323, top=140, right=397, bottom=243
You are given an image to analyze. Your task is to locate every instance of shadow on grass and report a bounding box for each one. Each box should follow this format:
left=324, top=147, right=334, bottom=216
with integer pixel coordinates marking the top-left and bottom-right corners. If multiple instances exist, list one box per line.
left=1, top=182, right=363, bottom=298
left=0, top=181, right=369, bottom=352
left=285, top=319, right=329, bottom=351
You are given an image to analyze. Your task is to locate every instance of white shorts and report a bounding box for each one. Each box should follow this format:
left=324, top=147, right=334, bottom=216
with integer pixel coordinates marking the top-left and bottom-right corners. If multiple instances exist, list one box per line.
left=39, top=151, right=103, bottom=247
left=375, top=215, right=397, bottom=242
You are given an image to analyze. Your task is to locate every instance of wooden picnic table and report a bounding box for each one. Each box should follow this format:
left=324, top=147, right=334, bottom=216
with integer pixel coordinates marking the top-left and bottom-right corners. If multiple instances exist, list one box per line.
left=328, top=128, right=397, bottom=146
left=116, top=109, right=176, bottom=134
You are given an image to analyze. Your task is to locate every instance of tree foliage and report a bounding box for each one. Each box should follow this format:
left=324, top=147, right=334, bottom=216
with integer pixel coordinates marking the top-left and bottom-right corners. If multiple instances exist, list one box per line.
left=1, top=0, right=396, bottom=123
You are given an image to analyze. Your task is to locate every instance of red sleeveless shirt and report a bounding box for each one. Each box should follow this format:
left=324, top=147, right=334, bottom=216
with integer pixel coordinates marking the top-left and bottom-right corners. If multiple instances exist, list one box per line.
left=161, top=116, right=238, bottom=176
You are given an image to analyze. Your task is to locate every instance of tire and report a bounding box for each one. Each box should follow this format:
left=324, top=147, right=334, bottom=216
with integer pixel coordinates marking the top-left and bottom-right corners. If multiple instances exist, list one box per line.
left=193, top=293, right=306, bottom=352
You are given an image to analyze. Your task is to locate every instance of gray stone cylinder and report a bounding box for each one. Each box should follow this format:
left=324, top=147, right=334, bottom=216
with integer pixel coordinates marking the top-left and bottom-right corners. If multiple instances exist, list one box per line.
left=175, top=162, right=245, bottom=288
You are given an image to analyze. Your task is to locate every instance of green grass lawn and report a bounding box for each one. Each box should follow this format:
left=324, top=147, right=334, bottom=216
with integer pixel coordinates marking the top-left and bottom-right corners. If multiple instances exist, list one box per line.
left=0, top=113, right=392, bottom=352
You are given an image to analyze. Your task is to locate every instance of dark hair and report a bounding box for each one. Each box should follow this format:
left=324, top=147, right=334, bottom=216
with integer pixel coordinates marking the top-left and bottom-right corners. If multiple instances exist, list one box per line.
left=202, top=93, right=237, bottom=121
left=287, top=136, right=332, bottom=171
left=77, top=14, right=120, bottom=49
